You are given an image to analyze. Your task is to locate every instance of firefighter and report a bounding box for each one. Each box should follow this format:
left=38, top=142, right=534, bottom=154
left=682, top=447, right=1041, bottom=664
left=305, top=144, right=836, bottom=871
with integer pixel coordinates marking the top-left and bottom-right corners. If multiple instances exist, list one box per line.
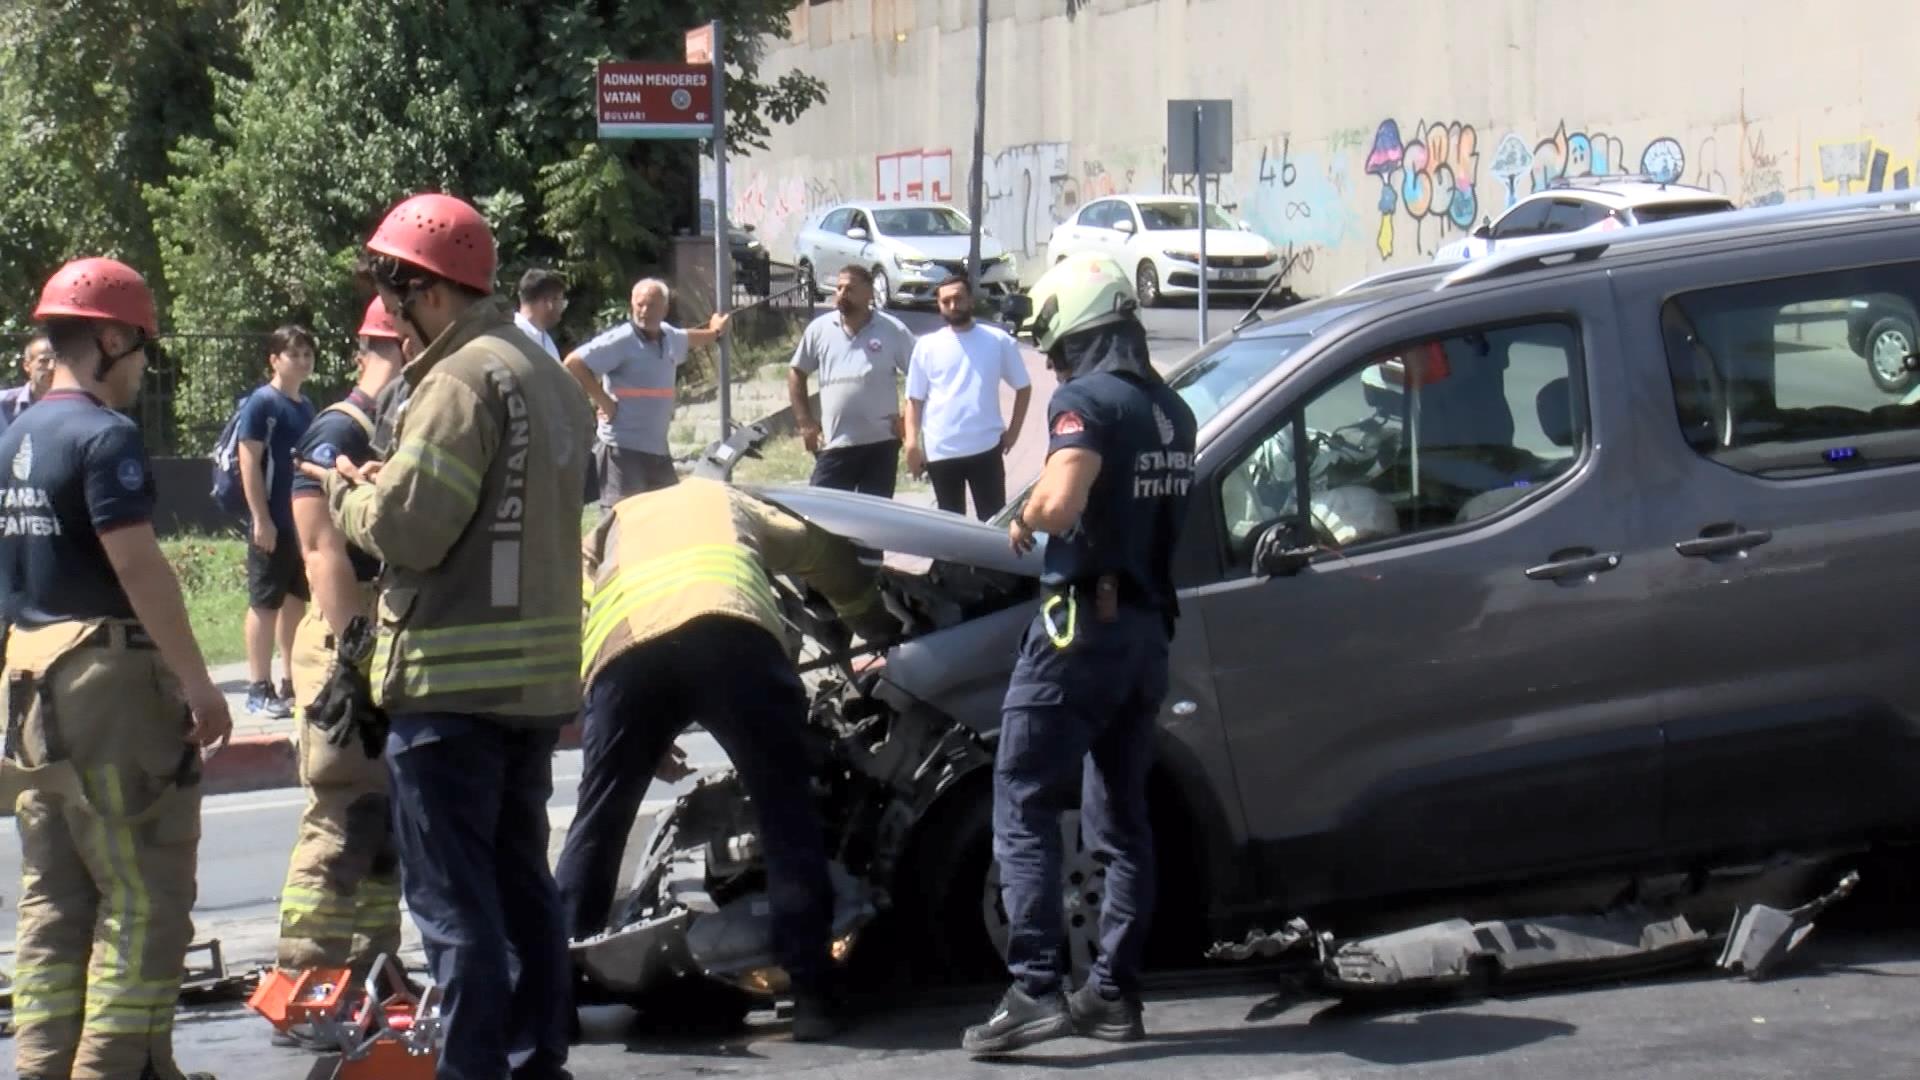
left=961, top=253, right=1198, bottom=1056
left=1, top=257, right=232, bottom=1080
left=270, top=295, right=408, bottom=1026
left=322, top=193, right=593, bottom=1080
left=555, top=476, right=899, bottom=1041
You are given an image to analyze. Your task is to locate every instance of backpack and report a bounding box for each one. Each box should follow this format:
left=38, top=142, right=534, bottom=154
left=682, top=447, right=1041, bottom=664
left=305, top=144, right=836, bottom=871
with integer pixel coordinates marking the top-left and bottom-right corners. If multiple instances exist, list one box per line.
left=210, top=392, right=265, bottom=518
left=211, top=393, right=370, bottom=518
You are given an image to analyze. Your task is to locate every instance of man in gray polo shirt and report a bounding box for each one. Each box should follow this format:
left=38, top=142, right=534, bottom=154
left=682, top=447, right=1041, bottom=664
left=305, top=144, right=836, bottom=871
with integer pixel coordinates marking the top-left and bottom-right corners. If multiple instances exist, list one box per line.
left=564, top=277, right=729, bottom=506
left=788, top=265, right=915, bottom=497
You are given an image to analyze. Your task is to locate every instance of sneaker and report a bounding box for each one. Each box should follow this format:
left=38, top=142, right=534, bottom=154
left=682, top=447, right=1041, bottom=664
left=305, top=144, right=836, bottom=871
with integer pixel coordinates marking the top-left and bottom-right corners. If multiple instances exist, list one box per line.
left=246, top=681, right=291, bottom=719
left=1067, top=981, right=1145, bottom=1042
left=791, top=988, right=847, bottom=1043
left=277, top=678, right=296, bottom=709
left=960, top=985, right=1072, bottom=1056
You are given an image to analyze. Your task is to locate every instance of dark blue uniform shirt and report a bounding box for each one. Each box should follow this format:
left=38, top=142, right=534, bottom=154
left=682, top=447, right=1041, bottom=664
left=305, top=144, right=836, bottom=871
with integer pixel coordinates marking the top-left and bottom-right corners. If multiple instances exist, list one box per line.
left=290, top=390, right=381, bottom=582
left=0, top=390, right=155, bottom=626
left=1041, top=372, right=1198, bottom=614
left=236, top=384, right=315, bottom=530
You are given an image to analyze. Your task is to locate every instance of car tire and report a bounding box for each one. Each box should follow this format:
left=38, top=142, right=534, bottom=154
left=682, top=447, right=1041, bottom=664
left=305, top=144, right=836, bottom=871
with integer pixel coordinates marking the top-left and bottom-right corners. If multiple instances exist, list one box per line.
left=884, top=780, right=1003, bottom=985
left=1866, top=316, right=1918, bottom=394
left=872, top=267, right=892, bottom=310
left=1137, top=260, right=1164, bottom=308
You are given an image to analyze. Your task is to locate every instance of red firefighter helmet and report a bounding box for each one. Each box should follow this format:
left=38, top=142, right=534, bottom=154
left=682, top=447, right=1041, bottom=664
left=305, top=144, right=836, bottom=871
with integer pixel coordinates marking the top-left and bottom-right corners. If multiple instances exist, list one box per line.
left=34, top=257, right=159, bottom=336
left=364, top=193, right=496, bottom=293
left=356, top=295, right=404, bottom=342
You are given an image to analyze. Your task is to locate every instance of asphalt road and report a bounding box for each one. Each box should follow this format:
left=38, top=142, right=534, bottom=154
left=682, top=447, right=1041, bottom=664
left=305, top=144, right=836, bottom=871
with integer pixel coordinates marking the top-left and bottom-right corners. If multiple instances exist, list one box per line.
left=0, top=735, right=731, bottom=966
left=157, top=926, right=1920, bottom=1078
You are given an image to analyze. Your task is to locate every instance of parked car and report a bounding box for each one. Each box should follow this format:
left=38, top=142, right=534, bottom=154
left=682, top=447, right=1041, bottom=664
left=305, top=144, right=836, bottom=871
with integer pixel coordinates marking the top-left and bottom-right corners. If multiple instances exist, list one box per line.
left=1045, top=194, right=1282, bottom=307
left=1845, top=292, right=1920, bottom=394
left=577, top=190, right=1920, bottom=1012
left=1435, top=177, right=1735, bottom=262
left=792, top=201, right=1018, bottom=309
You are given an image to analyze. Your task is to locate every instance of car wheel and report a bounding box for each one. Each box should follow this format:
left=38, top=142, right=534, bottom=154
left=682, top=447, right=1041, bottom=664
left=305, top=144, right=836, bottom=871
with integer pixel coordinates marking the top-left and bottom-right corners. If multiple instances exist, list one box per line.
left=1866, top=316, right=1918, bottom=394
left=1136, top=261, right=1163, bottom=308
left=872, top=267, right=892, bottom=310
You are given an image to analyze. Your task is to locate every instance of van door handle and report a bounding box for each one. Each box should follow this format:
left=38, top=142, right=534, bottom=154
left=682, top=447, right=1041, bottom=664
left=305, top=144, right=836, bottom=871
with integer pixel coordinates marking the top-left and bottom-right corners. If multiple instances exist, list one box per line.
left=1675, top=527, right=1772, bottom=559
left=1524, top=548, right=1622, bottom=582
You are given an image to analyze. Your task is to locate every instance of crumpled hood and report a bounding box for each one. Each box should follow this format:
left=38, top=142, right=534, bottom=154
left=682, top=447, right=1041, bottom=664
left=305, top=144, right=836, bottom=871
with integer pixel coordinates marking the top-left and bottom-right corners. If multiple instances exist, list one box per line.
left=1055, top=318, right=1161, bottom=384
left=744, top=484, right=1039, bottom=577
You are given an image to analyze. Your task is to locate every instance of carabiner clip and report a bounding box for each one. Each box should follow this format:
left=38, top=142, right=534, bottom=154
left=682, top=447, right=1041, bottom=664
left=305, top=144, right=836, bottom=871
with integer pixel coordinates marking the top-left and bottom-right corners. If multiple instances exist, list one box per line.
left=1041, top=594, right=1078, bottom=649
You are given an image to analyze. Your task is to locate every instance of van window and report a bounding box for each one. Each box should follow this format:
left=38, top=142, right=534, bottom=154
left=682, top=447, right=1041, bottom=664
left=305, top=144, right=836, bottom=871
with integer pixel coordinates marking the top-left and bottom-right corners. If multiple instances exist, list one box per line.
left=1662, top=262, right=1920, bottom=478
left=1217, top=320, right=1584, bottom=567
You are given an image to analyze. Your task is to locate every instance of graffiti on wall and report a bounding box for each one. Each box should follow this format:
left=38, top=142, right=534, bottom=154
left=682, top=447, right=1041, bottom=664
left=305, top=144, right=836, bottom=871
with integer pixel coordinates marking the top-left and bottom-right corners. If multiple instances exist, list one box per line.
left=730, top=169, right=844, bottom=240
left=1816, top=137, right=1914, bottom=196
left=1481, top=123, right=1691, bottom=211
left=1241, top=136, right=1357, bottom=252
left=1365, top=119, right=1480, bottom=259
left=875, top=148, right=953, bottom=203
left=969, top=142, right=1072, bottom=258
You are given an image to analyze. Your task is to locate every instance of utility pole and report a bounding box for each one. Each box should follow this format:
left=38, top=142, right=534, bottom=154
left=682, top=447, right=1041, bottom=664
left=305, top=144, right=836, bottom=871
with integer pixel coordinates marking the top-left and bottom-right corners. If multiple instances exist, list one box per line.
left=709, top=19, right=732, bottom=436
left=966, top=0, right=988, bottom=291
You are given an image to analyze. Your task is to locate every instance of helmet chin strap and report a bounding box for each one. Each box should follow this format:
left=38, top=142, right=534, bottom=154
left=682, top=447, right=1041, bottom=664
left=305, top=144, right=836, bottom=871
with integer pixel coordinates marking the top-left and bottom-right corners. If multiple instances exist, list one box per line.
left=93, top=330, right=147, bottom=385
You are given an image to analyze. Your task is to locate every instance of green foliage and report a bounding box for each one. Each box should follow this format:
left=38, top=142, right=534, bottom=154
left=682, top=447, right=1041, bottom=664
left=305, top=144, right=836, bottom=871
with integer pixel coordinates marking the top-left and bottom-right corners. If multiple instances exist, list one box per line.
left=0, top=0, right=824, bottom=451
left=161, top=531, right=249, bottom=665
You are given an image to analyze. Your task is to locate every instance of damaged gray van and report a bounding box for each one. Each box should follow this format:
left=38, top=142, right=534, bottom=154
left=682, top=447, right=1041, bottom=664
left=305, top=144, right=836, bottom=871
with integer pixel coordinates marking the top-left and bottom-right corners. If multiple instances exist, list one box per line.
left=575, top=189, right=1920, bottom=1010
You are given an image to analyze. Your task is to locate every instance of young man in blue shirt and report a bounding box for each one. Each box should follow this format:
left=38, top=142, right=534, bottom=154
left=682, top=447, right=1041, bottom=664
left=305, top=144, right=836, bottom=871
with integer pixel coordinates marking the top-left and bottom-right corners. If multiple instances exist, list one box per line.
left=237, top=325, right=316, bottom=716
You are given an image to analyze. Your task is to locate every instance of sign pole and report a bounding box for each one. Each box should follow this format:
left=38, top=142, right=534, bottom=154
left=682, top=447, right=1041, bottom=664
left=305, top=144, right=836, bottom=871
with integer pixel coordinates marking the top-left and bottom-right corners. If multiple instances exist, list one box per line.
left=966, top=0, right=987, bottom=292
left=709, top=19, right=732, bottom=437
left=1194, top=105, right=1208, bottom=346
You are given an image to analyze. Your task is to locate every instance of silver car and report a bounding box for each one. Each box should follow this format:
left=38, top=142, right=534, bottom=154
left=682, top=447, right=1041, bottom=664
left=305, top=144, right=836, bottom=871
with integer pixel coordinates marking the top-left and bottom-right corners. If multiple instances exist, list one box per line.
left=793, top=201, right=1019, bottom=309
left=577, top=189, right=1920, bottom=1014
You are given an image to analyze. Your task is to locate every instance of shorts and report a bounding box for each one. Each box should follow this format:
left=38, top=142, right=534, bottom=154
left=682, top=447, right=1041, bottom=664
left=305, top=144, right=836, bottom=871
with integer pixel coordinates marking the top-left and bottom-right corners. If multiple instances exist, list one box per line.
left=595, top=443, right=680, bottom=508
left=247, top=526, right=311, bottom=610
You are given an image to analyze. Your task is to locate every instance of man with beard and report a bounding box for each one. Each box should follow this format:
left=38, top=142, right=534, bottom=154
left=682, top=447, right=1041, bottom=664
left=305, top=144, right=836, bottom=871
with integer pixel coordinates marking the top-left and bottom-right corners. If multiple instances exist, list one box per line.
left=903, top=274, right=1032, bottom=519
left=787, top=265, right=915, bottom=498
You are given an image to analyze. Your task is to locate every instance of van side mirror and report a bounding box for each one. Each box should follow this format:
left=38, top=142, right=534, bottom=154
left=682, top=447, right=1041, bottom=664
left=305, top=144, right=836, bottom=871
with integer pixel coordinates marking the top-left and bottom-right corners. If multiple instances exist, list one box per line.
left=1251, top=521, right=1318, bottom=578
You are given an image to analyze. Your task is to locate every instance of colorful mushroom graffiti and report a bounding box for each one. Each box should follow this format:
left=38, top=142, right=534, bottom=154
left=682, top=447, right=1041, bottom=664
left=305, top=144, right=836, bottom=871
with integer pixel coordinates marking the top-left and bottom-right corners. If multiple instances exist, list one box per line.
left=1366, top=118, right=1481, bottom=259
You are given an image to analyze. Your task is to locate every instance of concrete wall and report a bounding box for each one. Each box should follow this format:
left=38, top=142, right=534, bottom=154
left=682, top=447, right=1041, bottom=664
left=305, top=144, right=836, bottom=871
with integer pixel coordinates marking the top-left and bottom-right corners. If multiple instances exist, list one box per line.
left=716, top=0, right=1920, bottom=294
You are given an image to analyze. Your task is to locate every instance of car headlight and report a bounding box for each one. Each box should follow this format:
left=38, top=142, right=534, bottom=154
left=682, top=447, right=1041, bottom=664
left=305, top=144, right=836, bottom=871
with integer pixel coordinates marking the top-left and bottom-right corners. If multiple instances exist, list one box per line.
left=897, top=256, right=934, bottom=271
left=1165, top=251, right=1200, bottom=264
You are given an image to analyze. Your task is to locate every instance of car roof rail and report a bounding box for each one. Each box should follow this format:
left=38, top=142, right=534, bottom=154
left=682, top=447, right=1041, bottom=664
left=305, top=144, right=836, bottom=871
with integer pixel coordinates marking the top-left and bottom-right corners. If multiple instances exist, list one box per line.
left=1336, top=260, right=1458, bottom=295
left=1436, top=189, right=1920, bottom=291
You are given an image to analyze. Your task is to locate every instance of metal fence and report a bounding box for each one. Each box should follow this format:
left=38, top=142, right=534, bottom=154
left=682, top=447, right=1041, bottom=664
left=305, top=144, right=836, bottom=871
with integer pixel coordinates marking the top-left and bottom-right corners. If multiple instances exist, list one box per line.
left=0, top=330, right=360, bottom=457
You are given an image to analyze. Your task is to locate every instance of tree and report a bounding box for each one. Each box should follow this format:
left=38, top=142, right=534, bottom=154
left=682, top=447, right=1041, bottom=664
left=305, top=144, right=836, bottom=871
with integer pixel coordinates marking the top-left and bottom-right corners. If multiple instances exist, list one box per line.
left=0, top=0, right=238, bottom=331
left=146, top=0, right=823, bottom=448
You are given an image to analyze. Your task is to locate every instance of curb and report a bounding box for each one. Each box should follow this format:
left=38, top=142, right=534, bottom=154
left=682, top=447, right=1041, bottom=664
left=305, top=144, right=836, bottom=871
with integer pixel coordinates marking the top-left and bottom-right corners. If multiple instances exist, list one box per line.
left=200, top=721, right=586, bottom=796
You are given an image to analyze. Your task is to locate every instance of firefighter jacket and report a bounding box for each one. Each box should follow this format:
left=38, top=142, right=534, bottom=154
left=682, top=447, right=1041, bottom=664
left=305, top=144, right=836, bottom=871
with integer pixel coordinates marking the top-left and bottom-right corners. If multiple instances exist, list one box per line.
left=328, top=298, right=594, bottom=724
left=582, top=476, right=885, bottom=687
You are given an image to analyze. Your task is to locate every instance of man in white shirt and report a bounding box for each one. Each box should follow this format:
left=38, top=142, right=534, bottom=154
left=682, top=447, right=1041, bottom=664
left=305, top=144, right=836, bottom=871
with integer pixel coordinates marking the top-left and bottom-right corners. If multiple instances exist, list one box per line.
left=904, top=275, right=1032, bottom=519
left=514, top=267, right=567, bottom=359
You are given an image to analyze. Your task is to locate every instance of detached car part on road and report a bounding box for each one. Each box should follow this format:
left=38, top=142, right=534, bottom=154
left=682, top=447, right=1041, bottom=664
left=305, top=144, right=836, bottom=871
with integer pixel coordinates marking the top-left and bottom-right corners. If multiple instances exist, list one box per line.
left=577, top=191, right=1920, bottom=1011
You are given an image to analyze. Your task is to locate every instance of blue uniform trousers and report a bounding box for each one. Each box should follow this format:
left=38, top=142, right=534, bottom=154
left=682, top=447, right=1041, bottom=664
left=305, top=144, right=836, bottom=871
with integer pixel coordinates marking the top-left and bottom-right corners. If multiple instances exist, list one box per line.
left=994, top=602, right=1170, bottom=999
left=386, top=713, right=571, bottom=1080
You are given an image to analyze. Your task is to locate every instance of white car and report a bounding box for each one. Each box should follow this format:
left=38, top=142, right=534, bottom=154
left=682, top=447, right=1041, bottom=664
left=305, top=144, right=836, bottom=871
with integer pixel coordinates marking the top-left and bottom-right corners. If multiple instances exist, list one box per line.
left=792, top=201, right=1019, bottom=308
left=1434, top=178, right=1735, bottom=262
left=1043, top=195, right=1282, bottom=307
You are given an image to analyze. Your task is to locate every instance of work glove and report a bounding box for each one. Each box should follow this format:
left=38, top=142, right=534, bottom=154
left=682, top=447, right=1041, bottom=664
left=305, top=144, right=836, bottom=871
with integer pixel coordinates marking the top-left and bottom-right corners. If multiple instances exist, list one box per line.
left=304, top=615, right=390, bottom=759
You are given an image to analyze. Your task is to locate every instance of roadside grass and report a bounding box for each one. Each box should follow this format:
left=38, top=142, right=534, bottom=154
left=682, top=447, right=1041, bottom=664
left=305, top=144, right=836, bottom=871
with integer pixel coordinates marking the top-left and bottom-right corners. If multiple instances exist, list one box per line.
left=730, top=434, right=931, bottom=497
left=161, top=531, right=249, bottom=666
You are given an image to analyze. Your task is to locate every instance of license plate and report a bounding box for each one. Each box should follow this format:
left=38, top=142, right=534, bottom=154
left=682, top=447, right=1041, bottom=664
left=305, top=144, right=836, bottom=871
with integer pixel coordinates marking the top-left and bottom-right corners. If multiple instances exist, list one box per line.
left=1217, top=269, right=1258, bottom=282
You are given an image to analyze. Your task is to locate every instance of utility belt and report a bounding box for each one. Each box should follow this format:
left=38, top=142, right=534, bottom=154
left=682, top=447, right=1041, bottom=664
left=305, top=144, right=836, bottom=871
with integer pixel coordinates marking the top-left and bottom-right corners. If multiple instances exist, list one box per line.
left=1039, top=574, right=1164, bottom=648
left=0, top=618, right=198, bottom=813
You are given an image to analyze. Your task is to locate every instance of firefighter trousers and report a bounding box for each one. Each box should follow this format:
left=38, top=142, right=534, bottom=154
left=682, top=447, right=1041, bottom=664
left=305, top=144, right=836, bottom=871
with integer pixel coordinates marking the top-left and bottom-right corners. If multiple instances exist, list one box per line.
left=277, top=601, right=402, bottom=973
left=4, top=621, right=203, bottom=1080
left=995, top=605, right=1169, bottom=1000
